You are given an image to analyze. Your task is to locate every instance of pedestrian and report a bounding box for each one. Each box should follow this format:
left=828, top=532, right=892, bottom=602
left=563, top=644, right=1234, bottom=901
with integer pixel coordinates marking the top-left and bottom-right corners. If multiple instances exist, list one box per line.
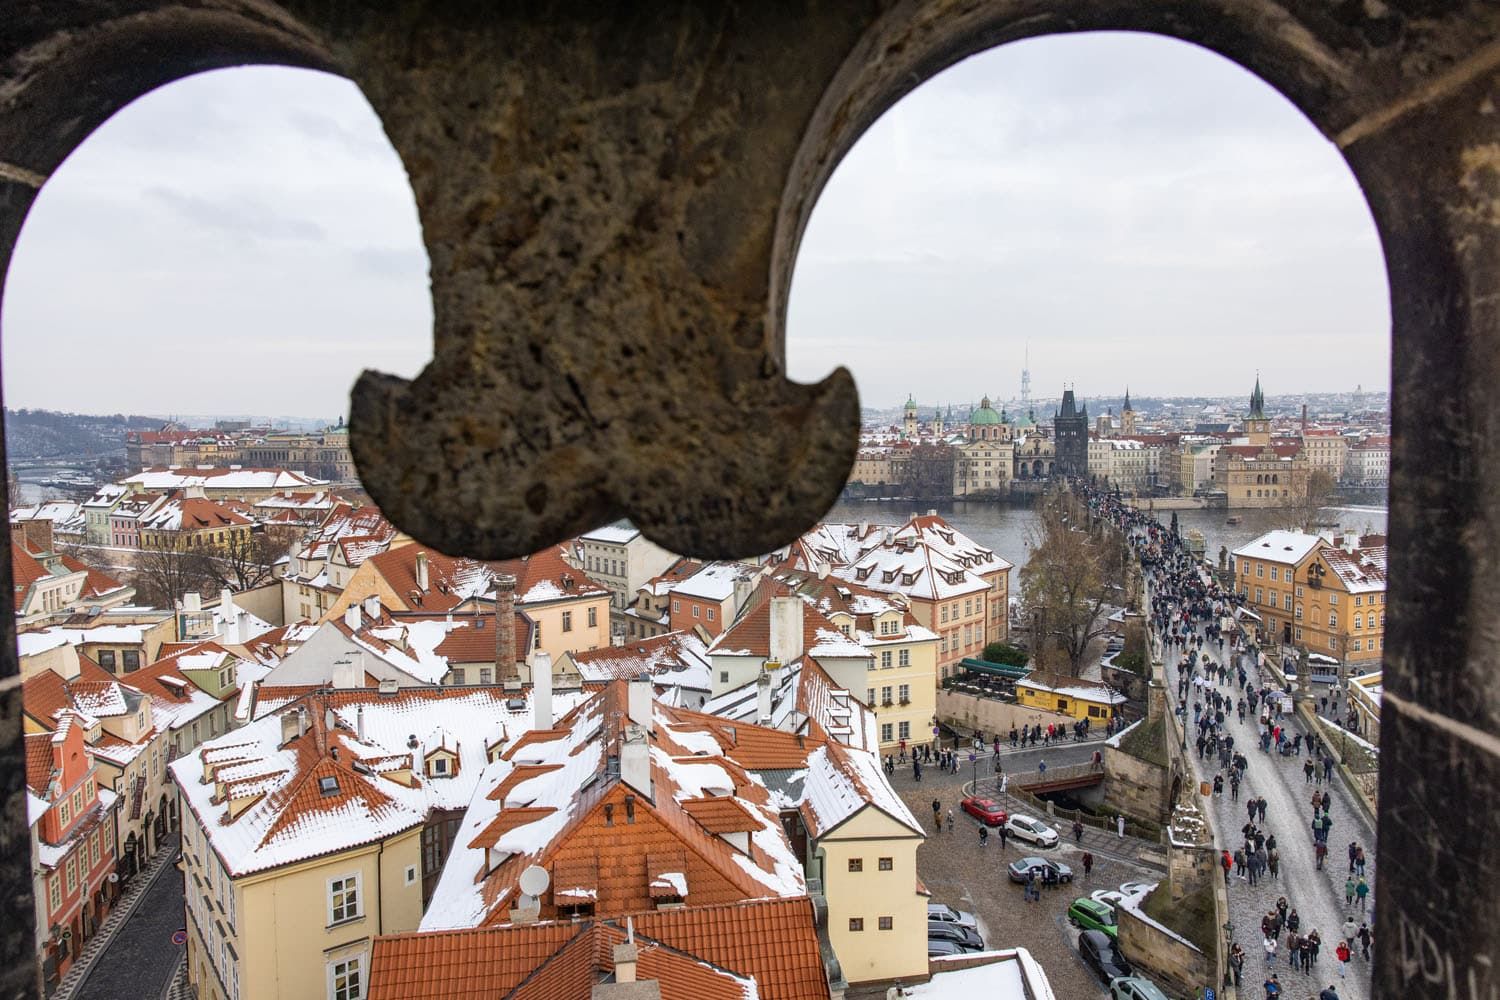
left=1082, top=851, right=1094, bottom=878
left=1344, top=876, right=1356, bottom=906
left=945, top=808, right=954, bottom=834
left=1286, top=930, right=1300, bottom=969
left=1222, top=851, right=1233, bottom=886
left=1268, top=847, right=1279, bottom=880
left=1304, top=759, right=1315, bottom=784
left=998, top=824, right=1008, bottom=850
left=1287, top=908, right=1300, bottom=934
left=1358, top=923, right=1371, bottom=960
left=931, top=799, right=941, bottom=827
left=1307, top=928, right=1322, bottom=965
left=979, top=825, right=988, bottom=848
left=1354, top=845, right=1366, bottom=876
left=1315, top=841, right=1327, bottom=871
left=1336, top=940, right=1351, bottom=978
left=1117, top=814, right=1125, bottom=839
left=1355, top=877, right=1369, bottom=911
left=1320, top=986, right=1341, bottom=1000
left=1072, top=819, right=1084, bottom=844
left=1348, top=841, right=1358, bottom=873
left=1264, top=935, right=1278, bottom=965
left=1038, top=759, right=1047, bottom=776
left=1342, top=916, right=1357, bottom=948
left=1263, top=974, right=1282, bottom=998
left=1230, top=943, right=1246, bottom=987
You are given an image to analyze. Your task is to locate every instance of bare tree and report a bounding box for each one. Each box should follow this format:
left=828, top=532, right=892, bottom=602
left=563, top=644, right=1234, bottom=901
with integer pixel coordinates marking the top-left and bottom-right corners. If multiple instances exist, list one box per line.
left=1275, top=469, right=1338, bottom=533
left=1019, top=486, right=1128, bottom=676
left=133, top=533, right=213, bottom=609
left=899, top=443, right=955, bottom=500
left=198, top=525, right=302, bottom=592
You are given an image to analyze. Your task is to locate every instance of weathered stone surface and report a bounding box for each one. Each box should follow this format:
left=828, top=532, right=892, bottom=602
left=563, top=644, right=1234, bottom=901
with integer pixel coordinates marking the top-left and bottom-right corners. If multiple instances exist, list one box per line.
left=6, top=3, right=1500, bottom=997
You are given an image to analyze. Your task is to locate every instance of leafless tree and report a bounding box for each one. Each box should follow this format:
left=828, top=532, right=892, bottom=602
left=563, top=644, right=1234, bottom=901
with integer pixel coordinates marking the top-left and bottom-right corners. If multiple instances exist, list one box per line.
left=1019, top=486, right=1129, bottom=677
left=198, top=525, right=302, bottom=592
left=1275, top=469, right=1338, bottom=533
left=133, top=533, right=214, bottom=609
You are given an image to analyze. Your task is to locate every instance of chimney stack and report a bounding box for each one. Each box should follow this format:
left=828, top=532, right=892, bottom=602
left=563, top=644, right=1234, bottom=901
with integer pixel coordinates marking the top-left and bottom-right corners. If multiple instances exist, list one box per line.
left=628, top=675, right=653, bottom=728
left=363, top=594, right=381, bottom=621
left=621, top=724, right=652, bottom=800
left=769, top=596, right=805, bottom=666
left=756, top=670, right=773, bottom=725
left=613, top=940, right=639, bottom=984
left=415, top=551, right=430, bottom=593
left=220, top=588, right=234, bottom=617
left=532, top=651, right=553, bottom=730
left=356, top=705, right=366, bottom=741
left=345, top=603, right=362, bottom=631
left=495, top=574, right=518, bottom=680
left=332, top=651, right=364, bottom=690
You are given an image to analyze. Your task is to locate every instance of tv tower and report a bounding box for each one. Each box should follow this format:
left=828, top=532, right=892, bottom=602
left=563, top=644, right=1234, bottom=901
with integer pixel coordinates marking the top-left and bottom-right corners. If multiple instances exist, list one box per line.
left=1019, top=344, right=1032, bottom=409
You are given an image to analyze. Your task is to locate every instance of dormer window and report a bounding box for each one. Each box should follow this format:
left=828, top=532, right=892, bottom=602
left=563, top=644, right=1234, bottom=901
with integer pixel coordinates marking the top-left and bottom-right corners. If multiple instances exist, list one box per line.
left=318, top=776, right=340, bottom=796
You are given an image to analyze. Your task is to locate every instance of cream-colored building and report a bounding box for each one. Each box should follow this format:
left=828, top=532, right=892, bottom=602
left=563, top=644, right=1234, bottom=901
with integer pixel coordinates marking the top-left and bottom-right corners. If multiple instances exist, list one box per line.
left=953, top=438, right=1013, bottom=496
left=173, top=687, right=577, bottom=1000
left=1301, top=430, right=1350, bottom=482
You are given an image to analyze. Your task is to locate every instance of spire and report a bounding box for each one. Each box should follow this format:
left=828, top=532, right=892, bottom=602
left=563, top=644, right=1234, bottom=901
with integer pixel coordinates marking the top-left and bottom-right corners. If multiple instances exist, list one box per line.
left=1249, top=374, right=1266, bottom=420
left=1123, top=387, right=1132, bottom=412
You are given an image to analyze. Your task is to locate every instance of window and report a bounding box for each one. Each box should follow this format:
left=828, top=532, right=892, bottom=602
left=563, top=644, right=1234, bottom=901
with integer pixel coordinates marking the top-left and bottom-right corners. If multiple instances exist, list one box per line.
left=940, top=634, right=949, bottom=654
left=898, top=721, right=910, bottom=739
left=1330, top=592, right=1339, bottom=605
left=964, top=625, right=972, bottom=647
left=1255, top=588, right=1263, bottom=603
left=480, top=667, right=492, bottom=684
left=59, top=799, right=71, bottom=827
left=405, top=865, right=418, bottom=886
left=848, top=858, right=863, bottom=872
left=720, top=671, right=729, bottom=684
left=672, top=600, right=680, bottom=614
left=1295, top=605, right=1303, bottom=620
left=1256, top=564, right=1264, bottom=577
left=939, top=605, right=948, bottom=623
left=878, top=857, right=893, bottom=871
left=1353, top=614, right=1362, bottom=630
left=898, top=648, right=910, bottom=667
left=1296, top=586, right=1304, bottom=597
left=867, top=688, right=875, bottom=704
left=430, top=756, right=450, bottom=776
left=1353, top=638, right=1363, bottom=651
left=450, top=668, right=466, bottom=685
left=123, top=650, right=141, bottom=672
left=881, top=686, right=892, bottom=704
left=97, top=649, right=117, bottom=670
left=49, top=875, right=61, bottom=914
left=1270, top=566, right=1279, bottom=580
left=90, top=829, right=100, bottom=868
left=898, top=684, right=910, bottom=703
left=1355, top=595, right=1364, bottom=606
left=1295, top=627, right=1303, bottom=641
left=66, top=855, right=77, bottom=893
left=878, top=916, right=894, bottom=930
left=692, top=605, right=700, bottom=618
left=881, top=651, right=892, bottom=669
left=72, top=787, right=84, bottom=814
left=328, top=956, right=364, bottom=1000
left=881, top=723, right=893, bottom=742
left=848, top=918, right=864, bottom=932
left=561, top=611, right=573, bottom=632
left=1284, top=593, right=1293, bottom=611
left=328, top=874, right=362, bottom=925
left=1329, top=611, right=1338, bottom=628
left=587, top=607, right=597, bottom=627
left=319, top=776, right=340, bottom=796
left=706, top=607, right=715, bottom=622
left=964, top=599, right=972, bottom=616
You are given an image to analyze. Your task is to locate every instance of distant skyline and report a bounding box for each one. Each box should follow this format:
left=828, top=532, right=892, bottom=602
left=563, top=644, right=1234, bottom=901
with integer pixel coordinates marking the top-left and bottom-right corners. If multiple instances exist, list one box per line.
left=3, top=33, right=1389, bottom=416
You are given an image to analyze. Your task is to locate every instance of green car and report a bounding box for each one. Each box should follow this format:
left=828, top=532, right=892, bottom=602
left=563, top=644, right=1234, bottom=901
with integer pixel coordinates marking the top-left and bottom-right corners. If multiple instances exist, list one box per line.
left=1068, top=897, right=1118, bottom=939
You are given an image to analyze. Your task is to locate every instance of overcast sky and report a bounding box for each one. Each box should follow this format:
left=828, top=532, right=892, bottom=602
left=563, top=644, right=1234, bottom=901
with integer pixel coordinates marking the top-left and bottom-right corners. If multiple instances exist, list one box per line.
left=1, top=32, right=1389, bottom=420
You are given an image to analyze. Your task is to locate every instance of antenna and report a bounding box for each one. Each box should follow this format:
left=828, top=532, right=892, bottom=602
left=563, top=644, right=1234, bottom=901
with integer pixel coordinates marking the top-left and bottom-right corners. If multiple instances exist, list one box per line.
left=518, top=864, right=550, bottom=897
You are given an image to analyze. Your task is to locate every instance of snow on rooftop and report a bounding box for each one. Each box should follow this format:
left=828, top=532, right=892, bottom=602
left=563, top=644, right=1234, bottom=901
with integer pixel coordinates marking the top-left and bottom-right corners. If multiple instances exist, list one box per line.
left=579, top=521, right=641, bottom=545
left=1231, top=529, right=1323, bottom=564
left=673, top=562, right=747, bottom=602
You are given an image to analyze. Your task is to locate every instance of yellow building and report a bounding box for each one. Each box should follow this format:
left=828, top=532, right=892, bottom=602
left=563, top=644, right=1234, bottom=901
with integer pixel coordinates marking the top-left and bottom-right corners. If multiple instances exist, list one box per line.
left=1231, top=530, right=1387, bottom=664
left=172, top=687, right=579, bottom=1000
left=1015, top=677, right=1127, bottom=721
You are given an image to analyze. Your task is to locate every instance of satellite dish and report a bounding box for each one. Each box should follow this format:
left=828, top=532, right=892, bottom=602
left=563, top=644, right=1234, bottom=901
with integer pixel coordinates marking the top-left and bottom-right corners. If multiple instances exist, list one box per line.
left=518, top=865, right=550, bottom=897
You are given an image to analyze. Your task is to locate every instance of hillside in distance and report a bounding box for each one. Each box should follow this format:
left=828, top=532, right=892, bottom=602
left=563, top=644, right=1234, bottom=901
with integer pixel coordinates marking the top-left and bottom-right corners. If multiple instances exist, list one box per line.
left=5, top=408, right=159, bottom=460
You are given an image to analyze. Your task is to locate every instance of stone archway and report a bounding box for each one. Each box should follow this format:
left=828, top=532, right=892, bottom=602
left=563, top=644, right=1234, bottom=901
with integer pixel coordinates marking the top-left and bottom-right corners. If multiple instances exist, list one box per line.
left=3, top=5, right=1500, bottom=998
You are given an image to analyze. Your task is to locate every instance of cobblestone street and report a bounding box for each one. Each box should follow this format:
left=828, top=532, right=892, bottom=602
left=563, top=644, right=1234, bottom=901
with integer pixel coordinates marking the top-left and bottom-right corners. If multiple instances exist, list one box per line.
left=1161, top=603, right=1378, bottom=1000
left=875, top=737, right=1167, bottom=998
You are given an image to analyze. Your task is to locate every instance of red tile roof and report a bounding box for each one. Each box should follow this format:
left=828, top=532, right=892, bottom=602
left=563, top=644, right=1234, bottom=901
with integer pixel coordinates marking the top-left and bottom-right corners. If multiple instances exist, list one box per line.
left=368, top=897, right=827, bottom=1000
left=25, top=732, right=55, bottom=796
left=12, top=542, right=49, bottom=609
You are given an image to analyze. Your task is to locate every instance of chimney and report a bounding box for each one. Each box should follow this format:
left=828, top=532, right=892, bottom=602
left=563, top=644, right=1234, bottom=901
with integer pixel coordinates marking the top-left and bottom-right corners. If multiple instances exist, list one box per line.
left=769, top=596, right=805, bottom=666
left=345, top=603, right=362, bottom=631
left=621, top=724, right=652, bottom=799
left=224, top=610, right=241, bottom=647
left=1301, top=403, right=1309, bottom=436
left=613, top=940, right=639, bottom=984
left=18, top=518, right=53, bottom=554
left=281, top=710, right=301, bottom=746
left=220, top=588, right=234, bottom=617
left=297, top=707, right=308, bottom=739
left=495, top=574, right=517, bottom=680
left=183, top=591, right=202, bottom=614
left=332, top=652, right=364, bottom=690
left=816, top=561, right=830, bottom=580
left=628, top=675, right=653, bottom=728
left=532, top=651, right=553, bottom=730
left=363, top=594, right=381, bottom=621
left=356, top=705, right=365, bottom=741
left=756, top=670, right=773, bottom=725
left=415, top=551, right=430, bottom=593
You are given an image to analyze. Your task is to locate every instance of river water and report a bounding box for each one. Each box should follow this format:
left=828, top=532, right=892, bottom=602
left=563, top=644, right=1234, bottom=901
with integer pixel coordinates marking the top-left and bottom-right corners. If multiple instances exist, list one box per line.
left=819, top=498, right=1388, bottom=576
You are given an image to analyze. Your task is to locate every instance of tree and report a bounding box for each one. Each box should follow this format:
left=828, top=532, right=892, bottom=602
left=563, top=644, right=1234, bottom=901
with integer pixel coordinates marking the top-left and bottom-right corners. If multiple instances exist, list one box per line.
left=899, top=443, right=955, bottom=500
left=198, top=525, right=302, bottom=592
left=1019, top=486, right=1129, bottom=676
left=133, top=533, right=214, bottom=609
left=981, top=641, right=1029, bottom=667
left=1276, top=469, right=1338, bottom=533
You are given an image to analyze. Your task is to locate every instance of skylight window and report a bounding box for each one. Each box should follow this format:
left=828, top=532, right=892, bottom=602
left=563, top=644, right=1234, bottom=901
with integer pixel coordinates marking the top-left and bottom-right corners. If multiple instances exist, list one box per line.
left=318, top=776, right=340, bottom=796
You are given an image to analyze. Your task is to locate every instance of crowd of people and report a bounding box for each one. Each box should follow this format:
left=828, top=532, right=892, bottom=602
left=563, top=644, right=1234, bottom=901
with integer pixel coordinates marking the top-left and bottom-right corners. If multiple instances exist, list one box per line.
left=1084, top=487, right=1376, bottom=1000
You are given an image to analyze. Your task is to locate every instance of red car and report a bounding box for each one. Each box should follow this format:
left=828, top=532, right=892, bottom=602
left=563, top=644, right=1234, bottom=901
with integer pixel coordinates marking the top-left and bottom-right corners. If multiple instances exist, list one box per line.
left=962, top=796, right=1008, bottom=826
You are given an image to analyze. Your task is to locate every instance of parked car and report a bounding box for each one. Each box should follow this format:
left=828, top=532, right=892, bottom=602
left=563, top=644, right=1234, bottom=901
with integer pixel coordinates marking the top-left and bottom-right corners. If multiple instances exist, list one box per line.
left=1005, top=813, right=1060, bottom=848
left=961, top=795, right=1008, bottom=826
left=927, top=903, right=978, bottom=929
left=927, top=919, right=985, bottom=950
left=1111, top=976, right=1172, bottom=1000
left=1119, top=881, right=1158, bottom=898
left=1067, top=897, right=1119, bottom=939
left=1078, top=929, right=1133, bottom=984
left=1090, top=889, right=1127, bottom=909
left=928, top=938, right=976, bottom=958
left=1007, top=856, right=1074, bottom=884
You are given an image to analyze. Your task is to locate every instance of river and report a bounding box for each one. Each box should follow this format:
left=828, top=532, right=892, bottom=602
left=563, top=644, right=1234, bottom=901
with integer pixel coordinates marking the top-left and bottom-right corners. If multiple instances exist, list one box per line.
left=818, top=498, right=1388, bottom=575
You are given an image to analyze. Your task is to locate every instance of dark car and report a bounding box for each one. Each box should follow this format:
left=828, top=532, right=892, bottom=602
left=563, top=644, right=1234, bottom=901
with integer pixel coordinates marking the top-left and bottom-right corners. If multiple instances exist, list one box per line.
left=1007, top=855, right=1075, bottom=884
left=928, top=919, right=985, bottom=950
left=1079, top=929, right=1133, bottom=984
left=928, top=938, right=975, bottom=958
left=961, top=795, right=1008, bottom=826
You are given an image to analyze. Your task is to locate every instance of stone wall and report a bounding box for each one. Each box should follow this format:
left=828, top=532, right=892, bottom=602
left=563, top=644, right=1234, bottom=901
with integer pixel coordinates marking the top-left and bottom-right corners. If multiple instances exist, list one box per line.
left=1103, top=744, right=1171, bottom=824
left=1116, top=898, right=1210, bottom=998
left=1100, top=661, right=1149, bottom=703
left=936, top=689, right=1074, bottom=738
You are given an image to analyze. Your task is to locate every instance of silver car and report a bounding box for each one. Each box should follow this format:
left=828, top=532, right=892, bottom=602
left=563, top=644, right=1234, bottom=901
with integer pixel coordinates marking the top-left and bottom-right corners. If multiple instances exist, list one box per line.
left=927, top=902, right=978, bottom=929
left=1005, top=813, right=1060, bottom=848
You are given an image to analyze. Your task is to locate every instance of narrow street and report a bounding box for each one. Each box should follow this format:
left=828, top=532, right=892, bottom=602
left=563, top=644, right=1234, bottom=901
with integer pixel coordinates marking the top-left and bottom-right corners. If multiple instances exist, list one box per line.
left=1150, top=569, right=1377, bottom=1000
left=72, top=853, right=185, bottom=1000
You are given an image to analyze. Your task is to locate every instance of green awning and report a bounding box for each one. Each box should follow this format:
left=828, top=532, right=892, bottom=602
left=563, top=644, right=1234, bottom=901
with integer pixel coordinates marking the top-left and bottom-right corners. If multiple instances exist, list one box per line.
left=958, top=657, right=1033, bottom=680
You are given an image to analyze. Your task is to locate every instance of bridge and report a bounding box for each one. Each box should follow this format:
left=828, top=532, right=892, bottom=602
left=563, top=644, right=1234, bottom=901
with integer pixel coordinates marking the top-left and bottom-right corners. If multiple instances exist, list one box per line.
left=1014, top=761, right=1104, bottom=794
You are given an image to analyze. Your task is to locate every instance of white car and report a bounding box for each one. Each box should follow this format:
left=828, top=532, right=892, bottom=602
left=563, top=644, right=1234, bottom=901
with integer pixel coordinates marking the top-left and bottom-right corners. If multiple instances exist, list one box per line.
left=1090, top=889, right=1126, bottom=909
left=1005, top=814, right=1059, bottom=848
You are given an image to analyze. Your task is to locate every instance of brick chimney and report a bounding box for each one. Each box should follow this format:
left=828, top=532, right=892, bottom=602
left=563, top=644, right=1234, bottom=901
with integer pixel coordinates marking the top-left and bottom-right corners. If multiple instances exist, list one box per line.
left=18, top=518, right=52, bottom=554
left=495, top=573, right=518, bottom=680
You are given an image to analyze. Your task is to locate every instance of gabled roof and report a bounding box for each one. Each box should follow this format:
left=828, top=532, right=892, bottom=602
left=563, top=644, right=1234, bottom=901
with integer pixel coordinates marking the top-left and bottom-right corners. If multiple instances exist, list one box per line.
left=138, top=496, right=252, bottom=533
left=570, top=631, right=711, bottom=693
left=799, top=740, right=923, bottom=840
left=1231, top=530, right=1323, bottom=565
left=1319, top=544, right=1388, bottom=594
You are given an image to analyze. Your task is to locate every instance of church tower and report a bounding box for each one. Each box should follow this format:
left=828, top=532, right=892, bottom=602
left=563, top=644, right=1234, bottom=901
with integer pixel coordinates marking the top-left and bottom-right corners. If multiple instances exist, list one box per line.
left=903, top=394, right=918, bottom=439
left=1121, top=387, right=1137, bottom=436
left=1245, top=376, right=1271, bottom=447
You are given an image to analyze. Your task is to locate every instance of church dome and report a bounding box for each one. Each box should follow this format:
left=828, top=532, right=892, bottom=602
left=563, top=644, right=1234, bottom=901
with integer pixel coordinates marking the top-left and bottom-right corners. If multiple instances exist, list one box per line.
left=970, top=396, right=1002, bottom=425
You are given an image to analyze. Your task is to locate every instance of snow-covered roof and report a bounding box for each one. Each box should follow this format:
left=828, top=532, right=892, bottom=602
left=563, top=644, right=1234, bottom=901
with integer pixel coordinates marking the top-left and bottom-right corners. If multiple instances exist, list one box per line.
left=172, top=687, right=582, bottom=878
left=673, top=562, right=751, bottom=602
left=1018, top=677, right=1128, bottom=704
left=123, top=467, right=328, bottom=491
left=18, top=624, right=154, bottom=652
left=569, top=631, right=712, bottom=693
left=579, top=521, right=641, bottom=545
left=800, top=741, right=923, bottom=840
left=910, top=949, right=1057, bottom=1000
left=1232, top=529, right=1323, bottom=565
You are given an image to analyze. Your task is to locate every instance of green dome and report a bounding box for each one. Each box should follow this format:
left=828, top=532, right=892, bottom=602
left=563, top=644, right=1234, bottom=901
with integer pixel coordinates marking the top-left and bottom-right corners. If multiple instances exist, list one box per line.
left=970, top=396, right=1001, bottom=425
